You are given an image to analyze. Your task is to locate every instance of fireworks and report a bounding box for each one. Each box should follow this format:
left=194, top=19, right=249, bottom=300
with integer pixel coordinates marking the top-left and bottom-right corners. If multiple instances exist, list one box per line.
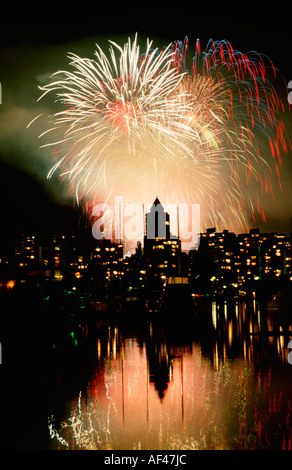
left=172, top=37, right=291, bottom=229
left=36, top=34, right=291, bottom=233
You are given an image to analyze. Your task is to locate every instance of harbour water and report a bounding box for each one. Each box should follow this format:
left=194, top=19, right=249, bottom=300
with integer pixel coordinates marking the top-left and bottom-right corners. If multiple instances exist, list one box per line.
left=42, top=293, right=292, bottom=450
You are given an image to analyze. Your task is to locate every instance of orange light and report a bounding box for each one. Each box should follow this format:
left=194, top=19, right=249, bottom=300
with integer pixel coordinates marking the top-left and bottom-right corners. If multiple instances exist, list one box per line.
left=6, top=280, right=16, bottom=289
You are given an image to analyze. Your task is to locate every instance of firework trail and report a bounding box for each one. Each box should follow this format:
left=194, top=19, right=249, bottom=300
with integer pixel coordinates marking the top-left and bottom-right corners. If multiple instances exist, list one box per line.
left=36, top=34, right=290, bottom=234
left=172, top=37, right=291, bottom=229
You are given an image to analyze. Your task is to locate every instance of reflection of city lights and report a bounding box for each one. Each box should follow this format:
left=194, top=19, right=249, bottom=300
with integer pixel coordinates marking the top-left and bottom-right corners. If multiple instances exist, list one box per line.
left=228, top=321, right=233, bottom=346
left=6, top=280, right=15, bottom=289
left=53, top=270, right=63, bottom=281
left=212, top=301, right=217, bottom=329
left=48, top=418, right=69, bottom=447
left=47, top=299, right=292, bottom=451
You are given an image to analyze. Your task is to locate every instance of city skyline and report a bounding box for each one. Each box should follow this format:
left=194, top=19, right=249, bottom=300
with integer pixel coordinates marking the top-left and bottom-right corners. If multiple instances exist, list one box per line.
left=2, top=200, right=292, bottom=290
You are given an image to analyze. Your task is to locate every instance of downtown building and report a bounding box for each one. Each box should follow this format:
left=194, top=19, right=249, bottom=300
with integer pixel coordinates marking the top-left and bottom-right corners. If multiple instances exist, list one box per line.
left=90, top=238, right=124, bottom=280
left=13, top=232, right=93, bottom=282
left=143, top=197, right=182, bottom=283
left=191, top=227, right=292, bottom=291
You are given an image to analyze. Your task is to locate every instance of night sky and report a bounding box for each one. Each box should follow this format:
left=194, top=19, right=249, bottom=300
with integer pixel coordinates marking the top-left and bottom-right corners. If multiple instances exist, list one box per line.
left=1, top=5, right=292, bottom=248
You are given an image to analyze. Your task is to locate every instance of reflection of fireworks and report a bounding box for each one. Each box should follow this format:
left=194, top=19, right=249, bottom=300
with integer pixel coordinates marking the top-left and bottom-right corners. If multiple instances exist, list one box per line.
left=37, top=35, right=290, bottom=231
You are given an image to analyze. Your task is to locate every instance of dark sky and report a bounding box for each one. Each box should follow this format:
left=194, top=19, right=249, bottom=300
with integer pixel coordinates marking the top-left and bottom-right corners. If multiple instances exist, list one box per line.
left=0, top=4, right=292, bottom=244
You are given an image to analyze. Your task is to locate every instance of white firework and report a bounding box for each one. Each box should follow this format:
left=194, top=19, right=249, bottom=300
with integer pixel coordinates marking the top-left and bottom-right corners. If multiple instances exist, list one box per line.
left=37, top=35, right=206, bottom=205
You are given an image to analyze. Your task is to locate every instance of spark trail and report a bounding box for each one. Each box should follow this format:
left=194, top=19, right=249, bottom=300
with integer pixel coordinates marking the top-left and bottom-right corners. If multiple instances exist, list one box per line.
left=36, top=34, right=291, bottom=233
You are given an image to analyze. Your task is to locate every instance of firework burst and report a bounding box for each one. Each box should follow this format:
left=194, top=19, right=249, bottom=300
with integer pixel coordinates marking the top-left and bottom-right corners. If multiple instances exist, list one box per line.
left=172, top=37, right=291, bottom=229
left=36, top=34, right=291, bottom=234
left=38, top=36, right=196, bottom=203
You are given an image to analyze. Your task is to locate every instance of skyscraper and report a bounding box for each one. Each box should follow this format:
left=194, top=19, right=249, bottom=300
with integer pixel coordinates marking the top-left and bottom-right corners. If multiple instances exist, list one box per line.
left=144, top=198, right=181, bottom=280
left=145, top=197, right=170, bottom=240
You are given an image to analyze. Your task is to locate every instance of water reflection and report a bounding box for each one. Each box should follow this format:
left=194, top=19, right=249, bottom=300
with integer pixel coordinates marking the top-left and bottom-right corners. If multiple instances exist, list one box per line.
left=48, top=295, right=292, bottom=450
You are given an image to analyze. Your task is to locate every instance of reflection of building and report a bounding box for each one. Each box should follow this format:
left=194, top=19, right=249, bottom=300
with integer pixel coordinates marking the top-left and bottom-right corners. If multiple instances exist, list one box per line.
left=145, top=322, right=172, bottom=400
left=143, top=198, right=181, bottom=281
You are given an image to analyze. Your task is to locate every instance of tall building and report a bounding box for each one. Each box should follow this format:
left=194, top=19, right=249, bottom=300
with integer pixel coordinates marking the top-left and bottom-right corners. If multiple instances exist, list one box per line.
left=192, top=228, right=238, bottom=289
left=15, top=234, right=39, bottom=271
left=143, top=198, right=181, bottom=281
left=192, top=227, right=292, bottom=290
left=90, top=238, right=124, bottom=281
left=145, top=197, right=170, bottom=239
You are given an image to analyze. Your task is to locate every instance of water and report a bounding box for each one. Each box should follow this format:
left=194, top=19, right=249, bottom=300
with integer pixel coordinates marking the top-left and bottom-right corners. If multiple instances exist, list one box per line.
left=45, top=294, right=292, bottom=450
